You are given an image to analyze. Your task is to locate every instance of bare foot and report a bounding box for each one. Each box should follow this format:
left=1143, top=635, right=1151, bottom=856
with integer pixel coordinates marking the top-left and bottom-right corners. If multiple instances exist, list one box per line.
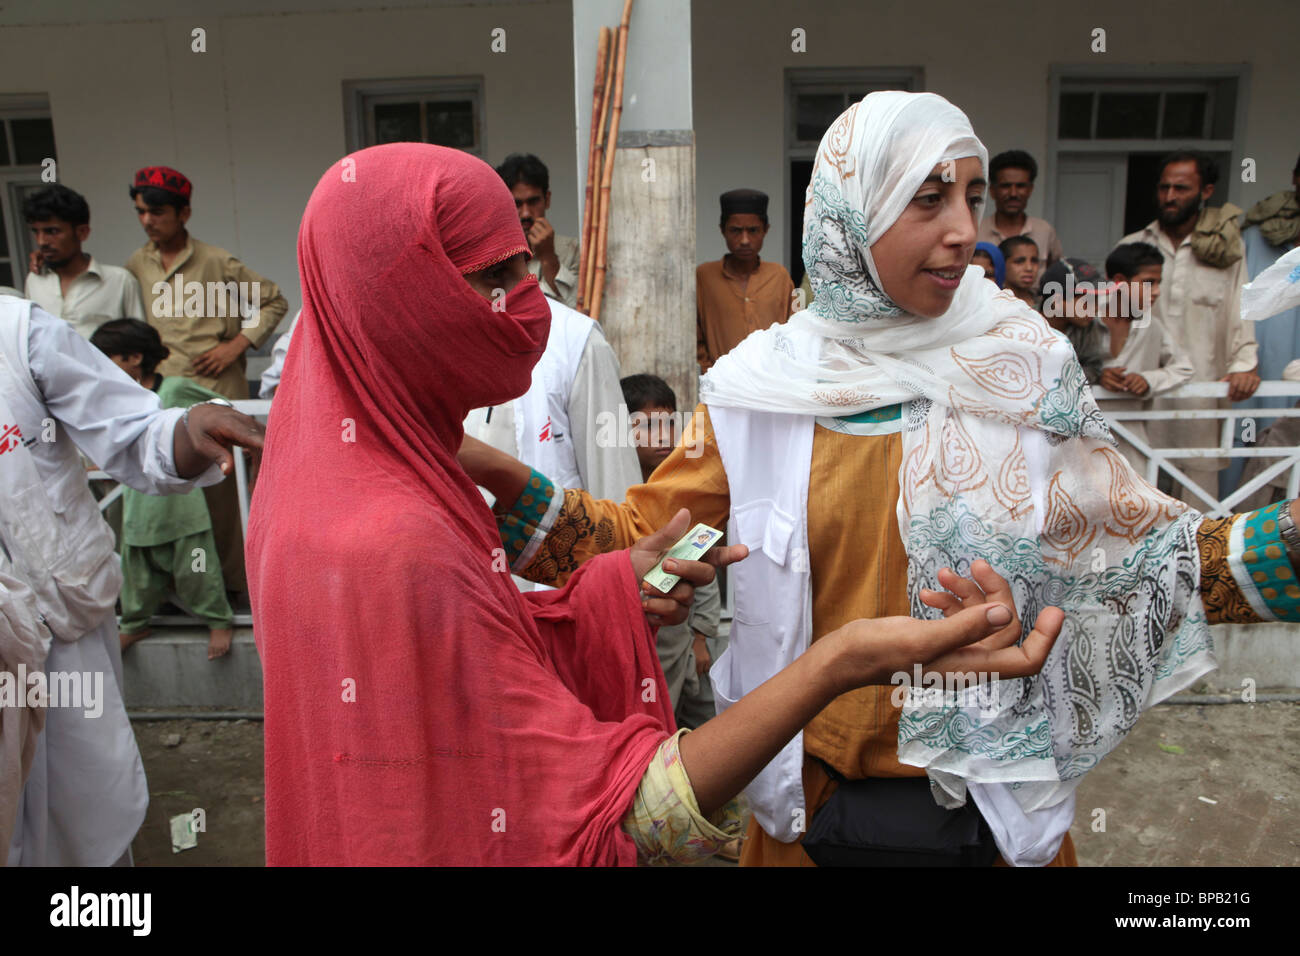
left=208, top=628, right=233, bottom=660
left=120, top=628, right=150, bottom=651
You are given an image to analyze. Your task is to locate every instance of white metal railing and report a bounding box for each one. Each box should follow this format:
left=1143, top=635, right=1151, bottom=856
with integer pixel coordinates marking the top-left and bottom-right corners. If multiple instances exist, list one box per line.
left=89, top=387, right=1300, bottom=628
left=1093, top=381, right=1300, bottom=517
left=92, top=399, right=270, bottom=629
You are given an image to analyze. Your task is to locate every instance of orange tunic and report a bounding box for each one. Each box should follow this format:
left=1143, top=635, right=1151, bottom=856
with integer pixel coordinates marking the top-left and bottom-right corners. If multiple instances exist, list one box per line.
left=515, top=403, right=1247, bottom=866
left=696, top=258, right=796, bottom=373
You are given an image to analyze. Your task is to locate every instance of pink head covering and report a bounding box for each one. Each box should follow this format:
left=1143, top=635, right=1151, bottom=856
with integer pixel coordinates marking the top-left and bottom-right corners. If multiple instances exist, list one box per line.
left=248, top=144, right=673, bottom=865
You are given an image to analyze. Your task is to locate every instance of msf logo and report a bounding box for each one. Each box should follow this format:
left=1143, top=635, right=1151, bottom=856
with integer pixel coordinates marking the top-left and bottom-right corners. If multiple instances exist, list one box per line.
left=537, top=417, right=563, bottom=444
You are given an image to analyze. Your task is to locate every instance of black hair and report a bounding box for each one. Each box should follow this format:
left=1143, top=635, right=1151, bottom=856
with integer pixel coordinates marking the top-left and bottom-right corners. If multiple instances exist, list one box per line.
left=90, top=318, right=170, bottom=376
left=620, top=373, right=677, bottom=414
left=22, top=184, right=90, bottom=227
left=1159, top=149, right=1219, bottom=188
left=999, top=235, right=1038, bottom=258
left=1105, top=242, right=1164, bottom=279
left=129, top=184, right=188, bottom=213
left=1293, top=151, right=1299, bottom=177
left=496, top=153, right=549, bottom=194
left=989, top=150, right=1038, bottom=184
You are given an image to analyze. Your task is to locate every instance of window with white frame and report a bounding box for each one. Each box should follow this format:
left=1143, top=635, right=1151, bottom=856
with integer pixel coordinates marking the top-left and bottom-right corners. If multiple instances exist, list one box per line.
left=1057, top=81, right=1230, bottom=142
left=343, top=78, right=485, bottom=157
left=1048, top=69, right=1246, bottom=266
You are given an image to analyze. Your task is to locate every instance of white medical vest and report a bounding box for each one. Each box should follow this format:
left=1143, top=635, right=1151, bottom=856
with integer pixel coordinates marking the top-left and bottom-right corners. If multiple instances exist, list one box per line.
left=0, top=298, right=120, bottom=643
left=708, top=404, right=815, bottom=843
left=512, top=298, right=594, bottom=491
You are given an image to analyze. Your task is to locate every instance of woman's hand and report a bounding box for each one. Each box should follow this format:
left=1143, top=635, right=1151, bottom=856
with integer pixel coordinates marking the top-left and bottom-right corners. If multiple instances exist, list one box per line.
left=833, top=558, right=1064, bottom=692
left=677, top=559, right=1061, bottom=816
left=828, top=601, right=1062, bottom=696
left=679, top=581, right=1060, bottom=816
left=628, top=508, right=748, bottom=628
left=921, top=559, right=1026, bottom=646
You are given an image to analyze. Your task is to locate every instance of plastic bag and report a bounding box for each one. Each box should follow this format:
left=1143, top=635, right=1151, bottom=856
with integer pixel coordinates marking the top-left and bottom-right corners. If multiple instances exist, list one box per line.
left=1241, top=245, right=1300, bottom=322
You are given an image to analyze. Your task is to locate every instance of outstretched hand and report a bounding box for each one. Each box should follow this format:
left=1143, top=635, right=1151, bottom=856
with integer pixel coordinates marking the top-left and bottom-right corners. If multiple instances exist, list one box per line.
left=833, top=599, right=1061, bottom=694
left=911, top=558, right=1063, bottom=681
left=676, top=559, right=1062, bottom=818
left=629, top=508, right=748, bottom=628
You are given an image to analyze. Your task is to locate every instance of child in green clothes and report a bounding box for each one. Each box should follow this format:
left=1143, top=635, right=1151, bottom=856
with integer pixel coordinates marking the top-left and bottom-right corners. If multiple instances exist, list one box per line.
left=91, top=319, right=234, bottom=659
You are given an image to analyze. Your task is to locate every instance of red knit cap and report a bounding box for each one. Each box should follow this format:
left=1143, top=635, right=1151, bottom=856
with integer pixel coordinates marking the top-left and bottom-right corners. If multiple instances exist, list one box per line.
left=133, top=166, right=192, bottom=201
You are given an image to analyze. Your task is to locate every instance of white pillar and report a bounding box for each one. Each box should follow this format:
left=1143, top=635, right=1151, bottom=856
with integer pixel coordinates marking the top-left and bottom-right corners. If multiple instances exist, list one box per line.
left=572, top=0, right=697, bottom=411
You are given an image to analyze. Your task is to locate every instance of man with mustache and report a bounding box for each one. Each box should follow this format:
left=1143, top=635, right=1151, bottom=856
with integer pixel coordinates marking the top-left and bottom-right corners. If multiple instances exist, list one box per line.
left=496, top=153, right=580, bottom=308
left=976, top=150, right=1062, bottom=286
left=1116, top=149, right=1259, bottom=506
left=23, top=185, right=144, bottom=340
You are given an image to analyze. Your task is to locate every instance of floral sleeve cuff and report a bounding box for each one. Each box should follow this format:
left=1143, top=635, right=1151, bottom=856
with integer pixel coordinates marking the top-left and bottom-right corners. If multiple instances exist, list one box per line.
left=1226, top=501, right=1300, bottom=622
left=497, top=468, right=563, bottom=573
left=621, top=729, right=744, bottom=866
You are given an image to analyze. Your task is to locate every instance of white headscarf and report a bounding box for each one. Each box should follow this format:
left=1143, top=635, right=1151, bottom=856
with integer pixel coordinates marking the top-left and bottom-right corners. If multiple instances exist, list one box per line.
left=702, top=91, right=1072, bottom=422
left=702, top=92, right=1215, bottom=840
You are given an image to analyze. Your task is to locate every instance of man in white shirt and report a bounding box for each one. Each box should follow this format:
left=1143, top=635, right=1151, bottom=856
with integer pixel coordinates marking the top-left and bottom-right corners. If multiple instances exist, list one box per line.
left=464, top=297, right=640, bottom=504
left=23, top=184, right=144, bottom=339
left=1, top=295, right=263, bottom=865
left=1116, top=151, right=1260, bottom=506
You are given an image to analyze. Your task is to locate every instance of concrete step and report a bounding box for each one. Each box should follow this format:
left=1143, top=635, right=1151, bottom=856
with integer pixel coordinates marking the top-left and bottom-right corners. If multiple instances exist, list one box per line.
left=1204, top=622, right=1300, bottom=694
left=121, top=626, right=263, bottom=711
left=115, top=619, right=1297, bottom=712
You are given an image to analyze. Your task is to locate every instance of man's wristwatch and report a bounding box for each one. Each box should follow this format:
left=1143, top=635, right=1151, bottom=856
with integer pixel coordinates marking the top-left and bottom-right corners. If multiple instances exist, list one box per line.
left=1275, top=502, right=1300, bottom=569
left=181, top=397, right=235, bottom=432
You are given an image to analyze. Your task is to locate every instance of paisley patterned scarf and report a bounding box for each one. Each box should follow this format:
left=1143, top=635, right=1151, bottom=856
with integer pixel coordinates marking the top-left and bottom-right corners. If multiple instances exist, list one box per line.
left=701, top=91, right=1214, bottom=818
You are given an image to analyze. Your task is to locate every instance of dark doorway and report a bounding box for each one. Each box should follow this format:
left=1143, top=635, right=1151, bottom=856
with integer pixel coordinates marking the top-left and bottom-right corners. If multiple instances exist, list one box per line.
left=789, top=159, right=814, bottom=285
left=1124, top=153, right=1164, bottom=235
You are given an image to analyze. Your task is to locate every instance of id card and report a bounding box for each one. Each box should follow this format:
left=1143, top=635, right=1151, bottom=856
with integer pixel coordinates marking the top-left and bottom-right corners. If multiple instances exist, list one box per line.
left=642, top=523, right=724, bottom=593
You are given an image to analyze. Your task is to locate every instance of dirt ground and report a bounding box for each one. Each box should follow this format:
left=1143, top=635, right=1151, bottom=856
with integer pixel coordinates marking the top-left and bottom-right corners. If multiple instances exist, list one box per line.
left=132, top=717, right=265, bottom=867
left=129, top=700, right=1300, bottom=867
left=1068, top=700, right=1300, bottom=867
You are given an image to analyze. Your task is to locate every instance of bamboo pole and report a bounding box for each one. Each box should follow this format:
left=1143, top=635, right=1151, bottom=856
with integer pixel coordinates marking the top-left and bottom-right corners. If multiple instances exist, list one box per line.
left=582, top=32, right=617, bottom=312
left=578, top=27, right=612, bottom=314
left=589, top=0, right=633, bottom=324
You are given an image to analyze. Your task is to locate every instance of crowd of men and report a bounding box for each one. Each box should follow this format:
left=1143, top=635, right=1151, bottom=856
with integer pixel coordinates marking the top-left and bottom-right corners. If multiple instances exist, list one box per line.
left=18, top=171, right=288, bottom=620
left=11, top=144, right=1300, bottom=657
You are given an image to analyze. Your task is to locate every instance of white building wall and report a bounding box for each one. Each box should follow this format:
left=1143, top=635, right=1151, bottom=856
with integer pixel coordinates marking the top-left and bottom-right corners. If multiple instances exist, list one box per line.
left=692, top=0, right=1300, bottom=276
left=3, top=0, right=1297, bottom=314
left=0, top=1, right=577, bottom=316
